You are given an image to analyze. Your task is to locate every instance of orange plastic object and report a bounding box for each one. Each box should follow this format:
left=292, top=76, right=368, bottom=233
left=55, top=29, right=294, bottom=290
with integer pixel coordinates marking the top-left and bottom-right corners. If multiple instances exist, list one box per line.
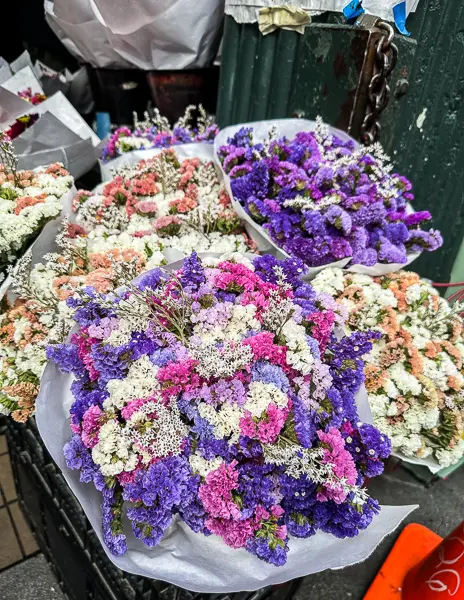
left=363, top=523, right=442, bottom=600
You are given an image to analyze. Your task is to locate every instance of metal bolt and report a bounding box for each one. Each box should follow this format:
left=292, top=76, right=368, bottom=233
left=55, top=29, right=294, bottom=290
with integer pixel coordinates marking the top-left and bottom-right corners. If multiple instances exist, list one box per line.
left=395, top=78, right=409, bottom=97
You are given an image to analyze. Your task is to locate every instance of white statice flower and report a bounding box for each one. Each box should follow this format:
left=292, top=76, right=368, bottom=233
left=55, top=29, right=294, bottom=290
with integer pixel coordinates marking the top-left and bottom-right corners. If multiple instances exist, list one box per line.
left=389, top=363, right=422, bottom=396
left=281, top=320, right=314, bottom=375
left=403, top=404, right=439, bottom=433
left=435, top=440, right=464, bottom=468
left=192, top=342, right=253, bottom=379
left=369, top=394, right=390, bottom=418
left=92, top=420, right=138, bottom=476
left=15, top=343, right=48, bottom=379
left=192, top=304, right=260, bottom=345
left=105, top=355, right=159, bottom=410
left=126, top=399, right=188, bottom=462
left=116, top=136, right=147, bottom=151
left=189, top=453, right=223, bottom=477
left=244, top=381, right=289, bottom=417
left=198, top=402, right=243, bottom=442
left=311, top=268, right=345, bottom=297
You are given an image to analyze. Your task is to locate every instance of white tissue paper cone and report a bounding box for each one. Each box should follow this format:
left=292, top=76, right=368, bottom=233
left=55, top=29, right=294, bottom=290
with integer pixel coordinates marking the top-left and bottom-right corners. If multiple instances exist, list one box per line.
left=215, top=119, right=423, bottom=278
left=35, top=259, right=417, bottom=593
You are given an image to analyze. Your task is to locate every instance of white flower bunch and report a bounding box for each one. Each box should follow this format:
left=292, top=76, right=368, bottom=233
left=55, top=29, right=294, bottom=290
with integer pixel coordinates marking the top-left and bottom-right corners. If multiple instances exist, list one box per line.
left=312, top=268, right=464, bottom=468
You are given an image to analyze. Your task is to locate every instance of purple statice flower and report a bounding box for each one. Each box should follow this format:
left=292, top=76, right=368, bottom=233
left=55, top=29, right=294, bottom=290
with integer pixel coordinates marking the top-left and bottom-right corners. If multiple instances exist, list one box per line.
left=180, top=252, right=206, bottom=291
left=136, top=268, right=165, bottom=291
left=291, top=393, right=316, bottom=448
left=351, top=202, right=386, bottom=227
left=253, top=254, right=307, bottom=287
left=384, top=222, right=409, bottom=245
left=344, top=424, right=391, bottom=478
left=101, top=486, right=128, bottom=556
left=246, top=533, right=288, bottom=567
left=67, top=291, right=115, bottom=327
left=325, top=205, right=352, bottom=236
left=377, top=236, right=408, bottom=264
left=284, top=235, right=334, bottom=268
left=150, top=348, right=176, bottom=367
left=315, top=496, right=380, bottom=539
left=303, top=211, right=327, bottom=237
left=237, top=462, right=278, bottom=514
left=124, top=455, right=198, bottom=547
left=226, top=127, right=253, bottom=149
left=90, top=343, right=131, bottom=382
left=47, top=344, right=85, bottom=377
left=330, top=237, right=353, bottom=260
left=402, top=210, right=431, bottom=227
left=231, top=160, right=270, bottom=202
left=263, top=210, right=301, bottom=241
left=69, top=377, right=108, bottom=426
left=406, top=228, right=443, bottom=252
left=251, top=361, right=290, bottom=392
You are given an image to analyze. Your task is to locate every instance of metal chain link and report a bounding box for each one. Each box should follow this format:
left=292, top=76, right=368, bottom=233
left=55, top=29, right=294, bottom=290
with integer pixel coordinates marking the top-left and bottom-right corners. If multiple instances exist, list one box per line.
left=360, top=21, right=398, bottom=145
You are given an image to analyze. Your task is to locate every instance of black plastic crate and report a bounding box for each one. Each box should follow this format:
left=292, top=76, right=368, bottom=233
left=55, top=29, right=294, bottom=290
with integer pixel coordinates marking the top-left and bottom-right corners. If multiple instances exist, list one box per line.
left=5, top=419, right=301, bottom=600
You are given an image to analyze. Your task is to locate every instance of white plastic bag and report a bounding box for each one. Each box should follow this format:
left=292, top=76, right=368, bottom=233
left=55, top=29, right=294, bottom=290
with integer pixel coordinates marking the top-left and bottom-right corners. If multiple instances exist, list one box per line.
left=215, top=119, right=421, bottom=279
left=45, top=0, right=224, bottom=69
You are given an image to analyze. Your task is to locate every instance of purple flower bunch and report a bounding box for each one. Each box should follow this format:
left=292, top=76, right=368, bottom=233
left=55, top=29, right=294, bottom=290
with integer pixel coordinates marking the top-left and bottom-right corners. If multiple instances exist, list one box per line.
left=101, top=107, right=219, bottom=163
left=217, top=121, right=442, bottom=268
left=49, top=253, right=390, bottom=566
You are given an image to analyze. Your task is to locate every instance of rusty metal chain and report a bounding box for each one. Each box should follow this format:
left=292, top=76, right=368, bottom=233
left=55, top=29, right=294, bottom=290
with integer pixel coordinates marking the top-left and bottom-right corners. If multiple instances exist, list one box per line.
left=361, top=20, right=398, bottom=145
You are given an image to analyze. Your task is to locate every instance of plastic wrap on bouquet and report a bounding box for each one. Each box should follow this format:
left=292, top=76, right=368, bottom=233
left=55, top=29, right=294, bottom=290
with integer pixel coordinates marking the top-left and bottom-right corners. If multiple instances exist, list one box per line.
left=225, top=0, right=420, bottom=23
left=36, top=258, right=417, bottom=592
left=99, top=142, right=216, bottom=182
left=45, top=0, right=224, bottom=69
left=215, top=119, right=423, bottom=279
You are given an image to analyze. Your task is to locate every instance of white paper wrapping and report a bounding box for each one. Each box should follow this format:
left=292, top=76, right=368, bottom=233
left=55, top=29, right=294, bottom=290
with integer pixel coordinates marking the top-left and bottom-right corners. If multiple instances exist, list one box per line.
left=0, top=66, right=45, bottom=96
left=225, top=0, right=419, bottom=24
left=392, top=452, right=442, bottom=475
left=35, top=259, right=416, bottom=591
left=45, top=0, right=224, bottom=70
left=99, top=142, right=216, bottom=181
left=214, top=119, right=422, bottom=279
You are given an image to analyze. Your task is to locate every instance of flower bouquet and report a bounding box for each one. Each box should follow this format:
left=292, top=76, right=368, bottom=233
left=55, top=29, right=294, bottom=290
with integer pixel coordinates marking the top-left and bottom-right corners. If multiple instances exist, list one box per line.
left=0, top=138, right=74, bottom=274
left=215, top=118, right=442, bottom=278
left=0, top=221, right=167, bottom=420
left=79, top=147, right=256, bottom=259
left=100, top=106, right=218, bottom=180
left=312, top=268, right=464, bottom=470
left=37, top=253, right=414, bottom=590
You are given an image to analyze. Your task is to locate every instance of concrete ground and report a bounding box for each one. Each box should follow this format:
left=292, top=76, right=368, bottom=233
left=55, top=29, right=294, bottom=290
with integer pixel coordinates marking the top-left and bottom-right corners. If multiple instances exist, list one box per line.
left=0, top=427, right=463, bottom=600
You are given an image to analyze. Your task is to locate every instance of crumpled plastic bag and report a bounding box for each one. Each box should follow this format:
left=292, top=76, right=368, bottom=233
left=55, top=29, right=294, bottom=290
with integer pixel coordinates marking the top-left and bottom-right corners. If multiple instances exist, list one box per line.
left=45, top=0, right=224, bottom=69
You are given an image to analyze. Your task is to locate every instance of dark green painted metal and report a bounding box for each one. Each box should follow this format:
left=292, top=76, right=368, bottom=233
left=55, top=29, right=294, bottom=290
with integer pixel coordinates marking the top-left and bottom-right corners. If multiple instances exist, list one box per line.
left=384, top=0, right=464, bottom=283
left=216, top=5, right=464, bottom=282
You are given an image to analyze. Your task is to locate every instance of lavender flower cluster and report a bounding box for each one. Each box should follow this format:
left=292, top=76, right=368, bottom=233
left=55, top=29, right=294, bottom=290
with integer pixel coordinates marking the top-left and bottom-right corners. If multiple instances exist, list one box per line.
left=217, top=122, right=442, bottom=268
